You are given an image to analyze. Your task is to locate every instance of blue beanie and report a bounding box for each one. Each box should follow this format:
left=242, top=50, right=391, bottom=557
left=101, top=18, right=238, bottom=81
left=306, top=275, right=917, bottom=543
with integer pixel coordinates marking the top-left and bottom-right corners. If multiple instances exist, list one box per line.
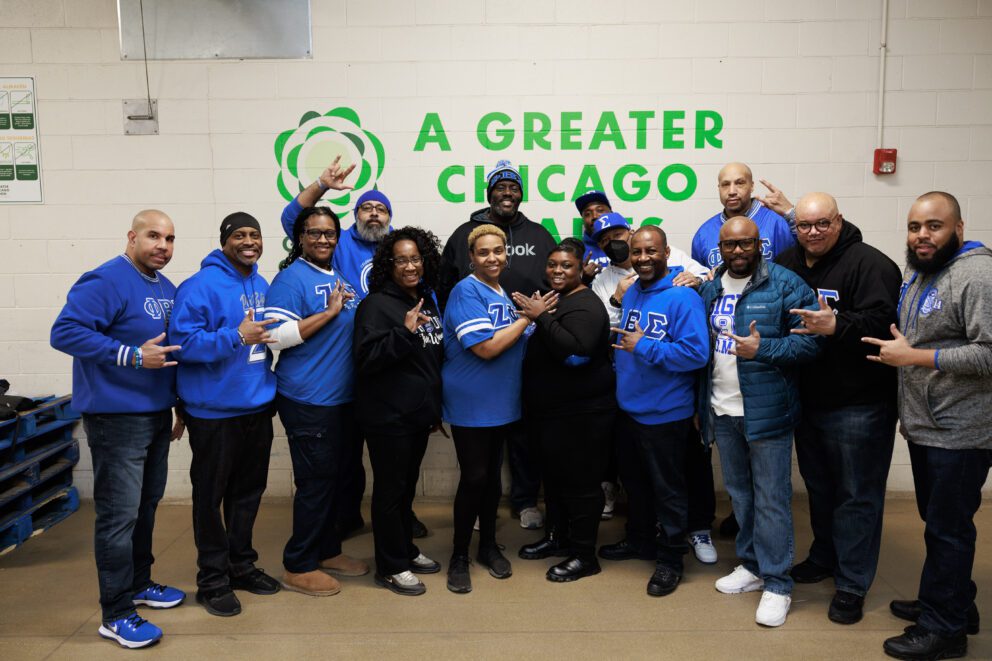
left=486, top=160, right=523, bottom=200
left=354, top=189, right=392, bottom=217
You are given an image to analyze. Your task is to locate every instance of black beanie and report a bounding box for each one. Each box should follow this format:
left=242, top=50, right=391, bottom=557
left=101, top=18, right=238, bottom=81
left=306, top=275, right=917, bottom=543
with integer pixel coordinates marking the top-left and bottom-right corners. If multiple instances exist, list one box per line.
left=220, top=212, right=261, bottom=246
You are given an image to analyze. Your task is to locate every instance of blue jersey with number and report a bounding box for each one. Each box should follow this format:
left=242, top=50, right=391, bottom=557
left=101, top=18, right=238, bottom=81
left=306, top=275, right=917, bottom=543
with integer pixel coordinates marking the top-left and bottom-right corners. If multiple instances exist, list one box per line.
left=265, top=259, right=359, bottom=407
left=691, top=200, right=795, bottom=269
left=170, top=249, right=276, bottom=419
left=442, top=275, right=526, bottom=427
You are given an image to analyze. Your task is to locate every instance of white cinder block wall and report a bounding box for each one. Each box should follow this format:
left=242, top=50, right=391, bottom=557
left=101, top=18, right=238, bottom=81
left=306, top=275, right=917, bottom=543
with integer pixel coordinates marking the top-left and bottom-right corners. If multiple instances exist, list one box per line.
left=1, top=0, right=991, bottom=501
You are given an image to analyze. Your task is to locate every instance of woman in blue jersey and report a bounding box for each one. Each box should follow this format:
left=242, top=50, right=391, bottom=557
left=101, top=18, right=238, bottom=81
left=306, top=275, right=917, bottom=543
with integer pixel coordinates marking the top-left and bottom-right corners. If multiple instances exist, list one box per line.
left=354, top=226, right=445, bottom=596
left=442, top=224, right=558, bottom=594
left=264, top=207, right=370, bottom=597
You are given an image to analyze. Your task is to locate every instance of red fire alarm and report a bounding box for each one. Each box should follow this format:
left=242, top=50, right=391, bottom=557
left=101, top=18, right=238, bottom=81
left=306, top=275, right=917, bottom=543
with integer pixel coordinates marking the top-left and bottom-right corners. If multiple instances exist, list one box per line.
left=873, top=148, right=897, bottom=175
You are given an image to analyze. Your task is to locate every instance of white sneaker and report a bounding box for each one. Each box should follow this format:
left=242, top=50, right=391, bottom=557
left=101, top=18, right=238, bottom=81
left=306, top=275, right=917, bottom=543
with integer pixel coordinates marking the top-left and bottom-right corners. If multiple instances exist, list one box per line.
left=601, top=482, right=616, bottom=520
left=715, top=565, right=764, bottom=594
left=689, top=531, right=718, bottom=564
left=755, top=590, right=791, bottom=627
left=519, top=507, right=544, bottom=530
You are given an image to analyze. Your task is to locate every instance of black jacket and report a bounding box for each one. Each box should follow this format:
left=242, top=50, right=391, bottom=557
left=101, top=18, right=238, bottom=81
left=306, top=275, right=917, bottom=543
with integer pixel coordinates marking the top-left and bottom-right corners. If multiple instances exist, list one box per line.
left=776, top=220, right=901, bottom=409
left=522, top=288, right=616, bottom=418
left=353, top=281, right=444, bottom=436
left=438, top=208, right=558, bottom=311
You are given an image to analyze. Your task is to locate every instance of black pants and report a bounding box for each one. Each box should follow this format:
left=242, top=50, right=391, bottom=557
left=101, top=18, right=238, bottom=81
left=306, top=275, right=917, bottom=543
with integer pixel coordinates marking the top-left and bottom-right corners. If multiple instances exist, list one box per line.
left=910, top=442, right=991, bottom=636
left=616, top=412, right=691, bottom=573
left=187, top=409, right=273, bottom=591
left=277, top=396, right=361, bottom=573
left=535, top=412, right=613, bottom=560
left=451, top=424, right=507, bottom=555
left=366, top=430, right=429, bottom=576
left=686, top=426, right=717, bottom=533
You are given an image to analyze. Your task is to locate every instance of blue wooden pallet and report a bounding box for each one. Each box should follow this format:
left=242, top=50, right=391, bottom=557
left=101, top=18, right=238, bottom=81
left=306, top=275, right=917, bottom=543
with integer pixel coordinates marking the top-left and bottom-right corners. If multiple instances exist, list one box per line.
left=0, top=485, right=79, bottom=556
left=0, top=417, right=15, bottom=453
left=15, top=395, right=79, bottom=440
left=0, top=436, right=78, bottom=513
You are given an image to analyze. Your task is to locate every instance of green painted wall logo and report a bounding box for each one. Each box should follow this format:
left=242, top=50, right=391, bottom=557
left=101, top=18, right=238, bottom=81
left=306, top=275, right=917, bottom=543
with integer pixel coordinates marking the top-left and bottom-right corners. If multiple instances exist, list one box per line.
left=274, top=107, right=385, bottom=218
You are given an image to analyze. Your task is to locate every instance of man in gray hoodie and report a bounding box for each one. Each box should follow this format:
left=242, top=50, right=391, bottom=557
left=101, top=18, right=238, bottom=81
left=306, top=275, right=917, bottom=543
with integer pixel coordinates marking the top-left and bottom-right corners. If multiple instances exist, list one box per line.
left=863, top=191, right=992, bottom=661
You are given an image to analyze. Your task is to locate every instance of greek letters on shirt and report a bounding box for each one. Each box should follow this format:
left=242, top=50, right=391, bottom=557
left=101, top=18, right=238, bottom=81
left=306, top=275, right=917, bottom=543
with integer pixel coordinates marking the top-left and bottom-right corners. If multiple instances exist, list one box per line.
left=314, top=281, right=360, bottom=310
left=711, top=293, right=741, bottom=355
left=240, top=291, right=265, bottom=312
left=488, top=302, right=519, bottom=329
left=143, top=297, right=173, bottom=320
left=623, top=309, right=669, bottom=340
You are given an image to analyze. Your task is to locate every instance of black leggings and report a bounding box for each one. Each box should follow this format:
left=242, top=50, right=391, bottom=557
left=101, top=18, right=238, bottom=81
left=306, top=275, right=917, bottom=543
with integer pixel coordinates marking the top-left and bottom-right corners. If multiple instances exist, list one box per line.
left=451, top=424, right=507, bottom=556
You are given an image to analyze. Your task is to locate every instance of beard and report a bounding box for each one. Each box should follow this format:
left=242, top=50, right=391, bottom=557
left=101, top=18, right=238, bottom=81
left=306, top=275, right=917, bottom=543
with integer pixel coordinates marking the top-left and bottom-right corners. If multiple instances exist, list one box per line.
left=356, top=219, right=389, bottom=243
left=906, top=232, right=960, bottom=274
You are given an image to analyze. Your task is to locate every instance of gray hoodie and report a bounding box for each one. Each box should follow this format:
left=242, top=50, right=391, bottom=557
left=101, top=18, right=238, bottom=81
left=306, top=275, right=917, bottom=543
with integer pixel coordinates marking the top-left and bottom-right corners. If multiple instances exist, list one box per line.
left=897, top=243, right=992, bottom=449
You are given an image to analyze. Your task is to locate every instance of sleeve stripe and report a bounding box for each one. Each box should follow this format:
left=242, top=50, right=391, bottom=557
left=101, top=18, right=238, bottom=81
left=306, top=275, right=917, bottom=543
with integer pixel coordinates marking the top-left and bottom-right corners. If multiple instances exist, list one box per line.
left=264, top=305, right=302, bottom=321
left=454, top=316, right=490, bottom=333
left=117, top=344, right=128, bottom=367
left=456, top=322, right=494, bottom=341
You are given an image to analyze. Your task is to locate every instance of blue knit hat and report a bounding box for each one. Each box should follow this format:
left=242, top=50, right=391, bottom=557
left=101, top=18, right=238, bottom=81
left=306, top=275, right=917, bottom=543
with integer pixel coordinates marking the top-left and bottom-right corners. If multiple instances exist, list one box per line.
left=486, top=160, right=522, bottom=200
left=575, top=190, right=612, bottom=214
left=354, top=189, right=392, bottom=217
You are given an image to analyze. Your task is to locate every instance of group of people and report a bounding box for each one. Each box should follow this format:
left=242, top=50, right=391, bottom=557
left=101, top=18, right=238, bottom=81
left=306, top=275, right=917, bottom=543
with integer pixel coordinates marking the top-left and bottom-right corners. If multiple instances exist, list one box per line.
left=50, top=157, right=990, bottom=661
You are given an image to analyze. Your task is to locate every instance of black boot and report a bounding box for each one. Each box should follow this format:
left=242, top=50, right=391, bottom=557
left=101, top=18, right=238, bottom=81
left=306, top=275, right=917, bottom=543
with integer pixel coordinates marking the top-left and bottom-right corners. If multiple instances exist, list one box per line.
left=519, top=529, right=569, bottom=560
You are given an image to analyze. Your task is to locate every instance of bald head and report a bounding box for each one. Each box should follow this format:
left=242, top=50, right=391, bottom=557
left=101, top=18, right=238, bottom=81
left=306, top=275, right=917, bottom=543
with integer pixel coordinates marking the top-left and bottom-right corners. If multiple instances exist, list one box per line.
left=795, top=192, right=838, bottom=220
left=794, top=193, right=843, bottom=264
left=717, top=163, right=755, bottom=215
left=127, top=209, right=175, bottom=275
left=719, top=216, right=759, bottom=241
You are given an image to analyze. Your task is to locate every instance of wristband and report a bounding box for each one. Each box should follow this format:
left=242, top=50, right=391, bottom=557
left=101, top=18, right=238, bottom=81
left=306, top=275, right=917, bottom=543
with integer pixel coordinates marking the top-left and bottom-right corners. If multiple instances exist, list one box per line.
left=609, top=295, right=622, bottom=308
left=237, top=330, right=247, bottom=346
left=134, top=346, right=143, bottom=369
left=317, top=181, right=329, bottom=192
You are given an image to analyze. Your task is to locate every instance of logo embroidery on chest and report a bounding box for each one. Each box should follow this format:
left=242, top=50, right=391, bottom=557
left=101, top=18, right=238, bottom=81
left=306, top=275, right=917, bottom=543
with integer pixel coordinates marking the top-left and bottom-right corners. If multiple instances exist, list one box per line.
left=921, top=289, right=943, bottom=315
left=625, top=310, right=668, bottom=339
left=143, top=297, right=173, bottom=320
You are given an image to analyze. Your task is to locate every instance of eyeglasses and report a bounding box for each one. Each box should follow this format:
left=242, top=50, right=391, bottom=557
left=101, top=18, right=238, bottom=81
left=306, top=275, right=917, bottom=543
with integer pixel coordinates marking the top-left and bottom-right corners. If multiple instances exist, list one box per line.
left=358, top=203, right=389, bottom=215
left=303, top=229, right=337, bottom=241
left=795, top=219, right=835, bottom=234
left=391, top=255, right=423, bottom=267
left=718, top=238, right=758, bottom=252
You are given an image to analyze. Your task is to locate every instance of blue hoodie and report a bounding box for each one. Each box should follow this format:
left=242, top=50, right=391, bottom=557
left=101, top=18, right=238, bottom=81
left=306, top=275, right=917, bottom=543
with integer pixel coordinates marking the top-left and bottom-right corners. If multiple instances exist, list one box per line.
left=169, top=249, right=276, bottom=419
left=281, top=198, right=387, bottom=298
left=50, top=255, right=177, bottom=414
left=615, top=265, right=709, bottom=424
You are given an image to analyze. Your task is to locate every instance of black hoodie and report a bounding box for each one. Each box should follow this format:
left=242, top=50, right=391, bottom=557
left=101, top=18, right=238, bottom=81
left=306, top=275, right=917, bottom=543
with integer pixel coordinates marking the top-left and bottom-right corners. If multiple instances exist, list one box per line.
left=353, top=280, right=444, bottom=436
left=437, top=208, right=558, bottom=311
left=776, top=220, right=902, bottom=409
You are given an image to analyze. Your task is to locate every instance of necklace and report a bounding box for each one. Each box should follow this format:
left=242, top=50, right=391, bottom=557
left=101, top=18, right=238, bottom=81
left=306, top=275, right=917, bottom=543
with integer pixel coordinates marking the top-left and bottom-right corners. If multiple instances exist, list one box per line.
left=122, top=254, right=171, bottom=329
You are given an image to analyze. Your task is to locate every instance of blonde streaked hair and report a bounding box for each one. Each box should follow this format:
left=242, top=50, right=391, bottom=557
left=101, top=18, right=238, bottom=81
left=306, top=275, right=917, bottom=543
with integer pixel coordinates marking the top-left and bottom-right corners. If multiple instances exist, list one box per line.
left=467, top=224, right=507, bottom=252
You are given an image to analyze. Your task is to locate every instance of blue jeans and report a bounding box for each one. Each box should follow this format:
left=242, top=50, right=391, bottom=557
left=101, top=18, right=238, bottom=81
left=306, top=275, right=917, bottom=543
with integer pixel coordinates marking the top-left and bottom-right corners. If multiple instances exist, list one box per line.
left=84, top=411, right=171, bottom=622
left=795, top=401, right=896, bottom=596
left=277, top=396, right=360, bottom=573
left=713, top=414, right=794, bottom=595
left=910, top=442, right=991, bottom=637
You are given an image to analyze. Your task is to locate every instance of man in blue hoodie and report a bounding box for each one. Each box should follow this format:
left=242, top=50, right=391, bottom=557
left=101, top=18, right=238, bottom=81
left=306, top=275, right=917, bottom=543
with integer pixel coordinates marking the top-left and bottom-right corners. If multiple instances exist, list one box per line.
left=610, top=225, right=709, bottom=598
left=698, top=216, right=819, bottom=628
left=51, top=210, right=186, bottom=649
left=169, top=212, right=280, bottom=617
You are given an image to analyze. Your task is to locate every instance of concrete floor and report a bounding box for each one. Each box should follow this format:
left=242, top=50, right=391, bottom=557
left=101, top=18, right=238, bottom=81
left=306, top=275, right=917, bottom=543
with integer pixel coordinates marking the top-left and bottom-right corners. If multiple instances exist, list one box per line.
left=0, top=497, right=989, bottom=660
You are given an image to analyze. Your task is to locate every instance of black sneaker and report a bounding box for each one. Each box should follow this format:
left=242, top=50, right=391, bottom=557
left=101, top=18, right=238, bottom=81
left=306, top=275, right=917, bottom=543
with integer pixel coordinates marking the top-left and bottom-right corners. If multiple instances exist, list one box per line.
left=598, top=539, right=654, bottom=562
left=230, top=568, right=281, bottom=595
left=646, top=565, right=681, bottom=597
left=477, top=546, right=512, bottom=579
left=196, top=588, right=242, bottom=617
left=890, top=599, right=980, bottom=635
left=883, top=624, right=966, bottom=660
left=790, top=558, right=833, bottom=584
left=447, top=554, right=472, bottom=594
left=829, top=590, right=864, bottom=625
left=411, top=512, right=429, bottom=539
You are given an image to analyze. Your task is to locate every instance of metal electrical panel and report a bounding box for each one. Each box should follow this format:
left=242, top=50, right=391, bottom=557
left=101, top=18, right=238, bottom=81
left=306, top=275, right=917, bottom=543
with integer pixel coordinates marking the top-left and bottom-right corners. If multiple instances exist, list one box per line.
left=118, top=0, right=312, bottom=60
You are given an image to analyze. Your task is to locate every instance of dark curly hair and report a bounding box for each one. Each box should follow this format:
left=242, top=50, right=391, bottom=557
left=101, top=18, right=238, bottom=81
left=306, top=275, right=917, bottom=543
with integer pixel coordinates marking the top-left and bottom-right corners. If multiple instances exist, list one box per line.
left=279, top=206, right=341, bottom=270
left=368, top=226, right=443, bottom=295
left=548, top=236, right=585, bottom=260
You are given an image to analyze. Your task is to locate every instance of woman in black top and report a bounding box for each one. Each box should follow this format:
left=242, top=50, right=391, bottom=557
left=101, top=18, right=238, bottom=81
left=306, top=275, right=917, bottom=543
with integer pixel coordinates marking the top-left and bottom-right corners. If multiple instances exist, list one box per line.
left=513, top=238, right=616, bottom=582
left=353, top=226, right=445, bottom=597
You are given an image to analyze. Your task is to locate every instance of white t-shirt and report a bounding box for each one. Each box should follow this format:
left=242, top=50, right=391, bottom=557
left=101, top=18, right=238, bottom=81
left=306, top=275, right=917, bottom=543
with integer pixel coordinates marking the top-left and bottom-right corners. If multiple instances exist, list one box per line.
left=710, top=274, right=751, bottom=417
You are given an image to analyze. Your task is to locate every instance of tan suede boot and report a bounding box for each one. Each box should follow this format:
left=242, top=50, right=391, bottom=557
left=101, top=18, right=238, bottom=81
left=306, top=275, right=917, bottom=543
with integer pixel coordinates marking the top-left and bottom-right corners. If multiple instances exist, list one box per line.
left=320, top=554, right=370, bottom=577
left=280, top=570, right=341, bottom=596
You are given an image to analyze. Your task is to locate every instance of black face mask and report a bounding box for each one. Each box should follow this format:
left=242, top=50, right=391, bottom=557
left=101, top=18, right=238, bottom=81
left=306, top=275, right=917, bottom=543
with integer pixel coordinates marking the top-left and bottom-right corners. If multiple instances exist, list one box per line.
left=603, top=240, right=630, bottom=264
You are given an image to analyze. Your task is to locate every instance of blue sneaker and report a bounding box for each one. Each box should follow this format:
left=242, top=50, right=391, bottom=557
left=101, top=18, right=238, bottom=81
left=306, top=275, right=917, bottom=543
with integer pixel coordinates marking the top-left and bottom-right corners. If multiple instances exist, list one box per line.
left=133, top=583, right=186, bottom=609
left=98, top=613, right=163, bottom=649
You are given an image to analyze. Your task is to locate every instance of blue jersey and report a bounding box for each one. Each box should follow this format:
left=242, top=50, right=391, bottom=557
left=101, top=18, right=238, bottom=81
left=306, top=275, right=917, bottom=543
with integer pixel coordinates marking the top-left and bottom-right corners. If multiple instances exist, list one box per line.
left=50, top=256, right=177, bottom=414
left=615, top=266, right=709, bottom=425
left=265, top=259, right=359, bottom=406
left=169, top=250, right=276, bottom=419
left=691, top=200, right=795, bottom=269
left=281, top=198, right=387, bottom=298
left=442, top=275, right=526, bottom=427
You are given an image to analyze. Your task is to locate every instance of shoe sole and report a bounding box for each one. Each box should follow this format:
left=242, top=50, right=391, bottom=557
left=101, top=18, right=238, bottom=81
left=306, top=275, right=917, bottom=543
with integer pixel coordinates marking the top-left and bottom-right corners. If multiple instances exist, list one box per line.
left=715, top=582, right=764, bottom=595
left=410, top=563, right=442, bottom=575
left=647, top=583, right=680, bottom=597
left=483, top=565, right=512, bottom=579
left=98, top=626, right=161, bottom=649
left=883, top=645, right=967, bottom=661
left=133, top=597, right=185, bottom=609
left=447, top=580, right=472, bottom=594
left=756, top=614, right=788, bottom=627
left=320, top=566, right=370, bottom=578
left=279, top=580, right=340, bottom=597
left=547, top=566, right=602, bottom=583
left=693, top=554, right=719, bottom=565
left=195, top=597, right=242, bottom=617
left=374, top=574, right=426, bottom=596
left=828, top=610, right=863, bottom=625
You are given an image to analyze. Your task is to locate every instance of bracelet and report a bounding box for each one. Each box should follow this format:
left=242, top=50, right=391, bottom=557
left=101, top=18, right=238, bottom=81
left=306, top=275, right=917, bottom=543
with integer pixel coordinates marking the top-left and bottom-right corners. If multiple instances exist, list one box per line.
left=317, top=181, right=329, bottom=192
left=237, top=330, right=247, bottom=346
left=609, top=295, right=622, bottom=308
left=134, top=346, right=143, bottom=369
